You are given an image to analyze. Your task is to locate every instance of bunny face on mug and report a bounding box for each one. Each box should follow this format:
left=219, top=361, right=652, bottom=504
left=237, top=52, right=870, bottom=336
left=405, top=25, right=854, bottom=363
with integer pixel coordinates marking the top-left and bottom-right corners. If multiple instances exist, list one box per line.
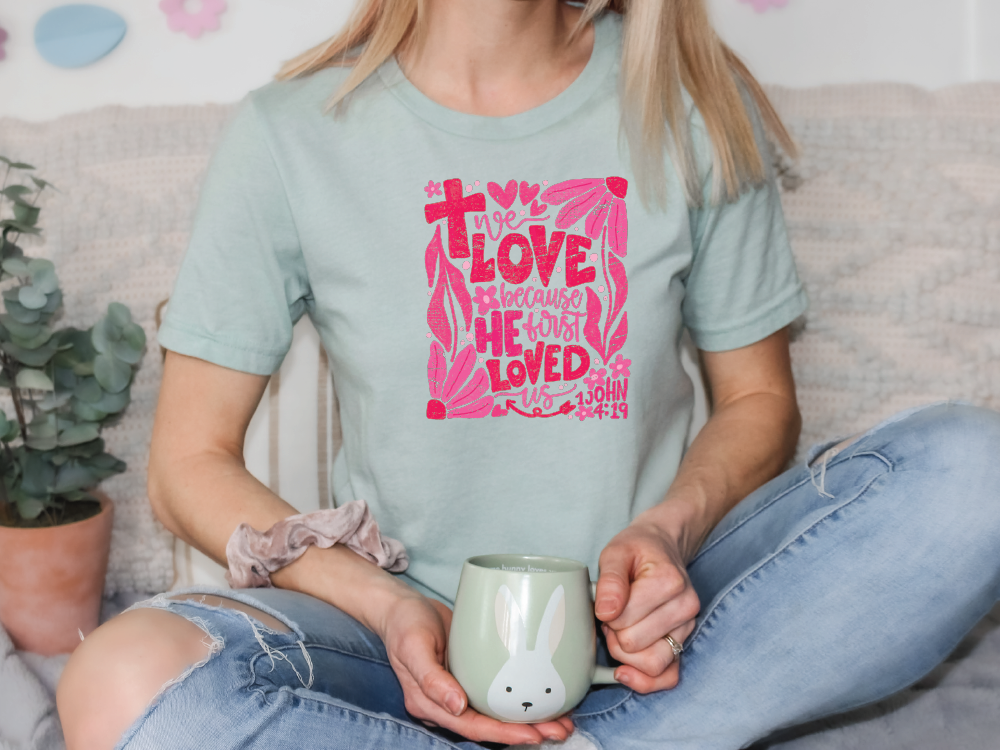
left=487, top=584, right=568, bottom=722
left=448, top=553, right=617, bottom=723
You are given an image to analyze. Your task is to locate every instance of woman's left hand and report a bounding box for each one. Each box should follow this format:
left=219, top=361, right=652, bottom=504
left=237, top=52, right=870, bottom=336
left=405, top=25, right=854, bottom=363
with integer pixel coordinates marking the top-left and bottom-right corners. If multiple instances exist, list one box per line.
left=594, top=521, right=701, bottom=693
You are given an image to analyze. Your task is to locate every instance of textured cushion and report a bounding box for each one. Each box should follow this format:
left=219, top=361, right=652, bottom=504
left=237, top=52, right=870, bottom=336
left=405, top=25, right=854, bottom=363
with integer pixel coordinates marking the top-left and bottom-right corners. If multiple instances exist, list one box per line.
left=1, top=82, right=998, bottom=591
left=770, top=83, right=1000, bottom=454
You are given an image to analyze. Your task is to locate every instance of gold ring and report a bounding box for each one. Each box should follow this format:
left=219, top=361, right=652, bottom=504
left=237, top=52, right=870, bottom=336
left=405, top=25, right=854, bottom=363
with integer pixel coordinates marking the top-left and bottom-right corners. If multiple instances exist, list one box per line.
left=664, top=633, right=684, bottom=657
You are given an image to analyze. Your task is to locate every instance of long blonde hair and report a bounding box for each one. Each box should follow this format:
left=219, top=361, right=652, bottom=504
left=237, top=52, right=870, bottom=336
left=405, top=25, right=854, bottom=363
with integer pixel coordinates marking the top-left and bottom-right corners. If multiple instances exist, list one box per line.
left=277, top=0, right=795, bottom=208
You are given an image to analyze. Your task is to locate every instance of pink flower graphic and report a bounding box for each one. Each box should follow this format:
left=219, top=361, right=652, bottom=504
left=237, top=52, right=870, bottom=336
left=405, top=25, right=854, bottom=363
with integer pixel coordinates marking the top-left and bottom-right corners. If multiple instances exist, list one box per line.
left=0, top=26, right=8, bottom=61
left=473, top=285, right=501, bottom=315
left=610, top=354, right=631, bottom=379
left=740, top=0, right=788, bottom=12
left=424, top=180, right=443, bottom=198
left=426, top=341, right=493, bottom=419
left=540, top=176, right=628, bottom=257
left=583, top=368, right=607, bottom=390
left=159, top=0, right=226, bottom=39
left=575, top=404, right=595, bottom=422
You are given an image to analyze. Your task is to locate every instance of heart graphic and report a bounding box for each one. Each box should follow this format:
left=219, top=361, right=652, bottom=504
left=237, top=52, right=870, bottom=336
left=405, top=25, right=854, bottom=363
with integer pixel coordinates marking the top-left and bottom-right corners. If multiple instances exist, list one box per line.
left=491, top=404, right=508, bottom=417
left=519, top=181, right=540, bottom=206
left=488, top=180, right=518, bottom=209
left=530, top=200, right=547, bottom=216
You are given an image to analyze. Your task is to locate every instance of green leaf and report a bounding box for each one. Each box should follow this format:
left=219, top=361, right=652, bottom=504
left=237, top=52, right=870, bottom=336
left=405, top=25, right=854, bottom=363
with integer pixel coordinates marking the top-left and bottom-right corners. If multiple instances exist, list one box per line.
left=3, top=298, right=42, bottom=324
left=25, top=435, right=58, bottom=450
left=1, top=186, right=32, bottom=200
left=52, top=462, right=99, bottom=493
left=107, top=302, right=132, bottom=329
left=16, top=368, right=55, bottom=391
left=2, top=259, right=29, bottom=277
left=4, top=422, right=20, bottom=442
left=73, top=400, right=108, bottom=422
left=18, top=285, right=48, bottom=310
left=65, top=438, right=104, bottom=459
left=27, top=260, right=58, bottom=294
left=41, top=289, right=62, bottom=315
left=30, top=176, right=54, bottom=191
left=21, top=452, right=55, bottom=496
left=37, top=391, right=72, bottom=411
left=10, top=325, right=53, bottom=350
left=16, top=497, right=45, bottom=520
left=85, top=452, right=125, bottom=476
left=93, top=353, right=131, bottom=393
left=91, top=317, right=113, bottom=354
left=0, top=220, right=41, bottom=236
left=73, top=377, right=103, bottom=403
left=0, top=412, right=9, bottom=436
left=3, top=340, right=58, bottom=367
left=28, top=414, right=57, bottom=438
left=112, top=339, right=143, bottom=365
left=53, top=367, right=76, bottom=390
left=58, top=423, right=101, bottom=447
left=13, top=203, right=40, bottom=227
left=62, top=490, right=93, bottom=502
left=2, top=160, right=35, bottom=170
left=0, top=314, right=40, bottom=340
left=93, top=387, right=129, bottom=414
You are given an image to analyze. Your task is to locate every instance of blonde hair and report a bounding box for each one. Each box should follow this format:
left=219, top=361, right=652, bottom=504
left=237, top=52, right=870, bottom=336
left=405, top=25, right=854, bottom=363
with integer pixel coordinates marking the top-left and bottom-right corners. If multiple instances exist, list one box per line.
left=277, top=0, right=796, bottom=208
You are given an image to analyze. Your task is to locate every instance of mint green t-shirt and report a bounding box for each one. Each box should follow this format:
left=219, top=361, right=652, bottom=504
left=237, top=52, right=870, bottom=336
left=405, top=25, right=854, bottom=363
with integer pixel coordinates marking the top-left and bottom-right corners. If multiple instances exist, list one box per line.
left=159, top=12, right=807, bottom=602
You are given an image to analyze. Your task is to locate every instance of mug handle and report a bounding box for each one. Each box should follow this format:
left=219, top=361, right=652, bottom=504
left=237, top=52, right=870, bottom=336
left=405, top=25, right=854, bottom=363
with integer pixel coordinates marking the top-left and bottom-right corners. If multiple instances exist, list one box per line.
left=590, top=582, right=619, bottom=685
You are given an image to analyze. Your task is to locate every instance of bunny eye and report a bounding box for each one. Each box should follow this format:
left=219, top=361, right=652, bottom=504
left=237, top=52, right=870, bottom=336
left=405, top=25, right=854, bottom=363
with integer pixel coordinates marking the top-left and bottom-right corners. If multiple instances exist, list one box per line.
left=545, top=688, right=552, bottom=694
left=506, top=687, right=512, bottom=693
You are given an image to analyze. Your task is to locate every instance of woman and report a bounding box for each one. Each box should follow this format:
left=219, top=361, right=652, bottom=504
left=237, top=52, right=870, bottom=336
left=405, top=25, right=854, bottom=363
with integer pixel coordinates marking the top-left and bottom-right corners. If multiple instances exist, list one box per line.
left=57, top=0, right=1000, bottom=747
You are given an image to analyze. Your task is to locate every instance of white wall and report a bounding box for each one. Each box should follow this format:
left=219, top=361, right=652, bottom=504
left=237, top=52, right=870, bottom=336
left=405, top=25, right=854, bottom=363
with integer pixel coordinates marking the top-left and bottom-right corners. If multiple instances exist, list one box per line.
left=0, top=0, right=997, bottom=121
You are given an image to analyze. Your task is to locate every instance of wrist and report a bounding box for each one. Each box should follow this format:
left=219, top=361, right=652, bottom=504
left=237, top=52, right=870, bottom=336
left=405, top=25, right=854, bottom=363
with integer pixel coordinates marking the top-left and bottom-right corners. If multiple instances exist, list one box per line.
left=632, top=488, right=714, bottom=562
left=271, top=544, right=412, bottom=635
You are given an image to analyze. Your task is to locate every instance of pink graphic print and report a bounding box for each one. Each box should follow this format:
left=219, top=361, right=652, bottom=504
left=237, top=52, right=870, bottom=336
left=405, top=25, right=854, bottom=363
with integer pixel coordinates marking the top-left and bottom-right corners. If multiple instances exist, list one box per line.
left=427, top=341, right=494, bottom=419
left=423, top=176, right=631, bottom=422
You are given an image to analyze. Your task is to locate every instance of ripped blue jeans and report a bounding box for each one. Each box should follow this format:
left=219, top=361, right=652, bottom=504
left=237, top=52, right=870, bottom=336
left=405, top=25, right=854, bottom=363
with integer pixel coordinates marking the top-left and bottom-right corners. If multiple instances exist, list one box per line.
left=117, top=402, right=1000, bottom=749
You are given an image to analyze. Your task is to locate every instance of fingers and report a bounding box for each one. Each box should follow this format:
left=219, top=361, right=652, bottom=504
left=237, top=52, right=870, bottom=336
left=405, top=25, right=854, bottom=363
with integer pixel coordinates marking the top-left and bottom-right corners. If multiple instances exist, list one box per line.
left=615, top=659, right=682, bottom=694
left=603, top=617, right=695, bottom=683
left=397, top=632, right=467, bottom=716
left=594, top=544, right=633, bottom=621
left=604, top=560, right=695, bottom=632
left=609, top=586, right=700, bottom=653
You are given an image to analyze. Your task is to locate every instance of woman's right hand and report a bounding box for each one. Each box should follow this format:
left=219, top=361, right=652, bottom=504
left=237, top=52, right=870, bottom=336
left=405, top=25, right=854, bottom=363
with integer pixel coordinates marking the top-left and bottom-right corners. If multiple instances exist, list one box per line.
left=377, top=589, right=575, bottom=745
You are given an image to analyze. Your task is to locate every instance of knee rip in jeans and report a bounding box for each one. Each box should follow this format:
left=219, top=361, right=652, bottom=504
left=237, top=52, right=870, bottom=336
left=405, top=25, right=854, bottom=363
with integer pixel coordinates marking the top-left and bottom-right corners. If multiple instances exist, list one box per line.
left=128, top=593, right=315, bottom=702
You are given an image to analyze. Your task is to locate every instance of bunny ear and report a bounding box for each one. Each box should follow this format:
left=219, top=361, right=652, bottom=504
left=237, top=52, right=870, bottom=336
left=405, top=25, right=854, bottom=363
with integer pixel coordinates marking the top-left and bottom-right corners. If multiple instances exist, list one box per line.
left=538, top=585, right=566, bottom=656
left=495, top=585, right=527, bottom=656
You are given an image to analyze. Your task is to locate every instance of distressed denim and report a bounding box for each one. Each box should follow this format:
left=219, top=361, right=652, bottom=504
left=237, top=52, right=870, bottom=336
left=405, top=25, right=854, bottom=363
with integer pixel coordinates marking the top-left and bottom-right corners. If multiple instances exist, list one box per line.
left=117, top=402, right=1000, bottom=750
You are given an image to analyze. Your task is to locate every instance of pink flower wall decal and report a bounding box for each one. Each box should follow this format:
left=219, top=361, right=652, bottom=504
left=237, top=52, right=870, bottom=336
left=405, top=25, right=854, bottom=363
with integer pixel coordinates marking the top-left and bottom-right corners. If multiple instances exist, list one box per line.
left=426, top=342, right=493, bottom=419
left=540, top=176, right=628, bottom=257
left=739, top=0, right=789, bottom=13
left=159, top=0, right=227, bottom=39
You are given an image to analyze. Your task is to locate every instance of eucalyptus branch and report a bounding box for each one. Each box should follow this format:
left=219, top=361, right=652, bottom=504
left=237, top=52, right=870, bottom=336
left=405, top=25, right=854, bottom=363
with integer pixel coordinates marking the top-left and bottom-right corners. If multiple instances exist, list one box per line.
left=0, top=352, right=28, bottom=436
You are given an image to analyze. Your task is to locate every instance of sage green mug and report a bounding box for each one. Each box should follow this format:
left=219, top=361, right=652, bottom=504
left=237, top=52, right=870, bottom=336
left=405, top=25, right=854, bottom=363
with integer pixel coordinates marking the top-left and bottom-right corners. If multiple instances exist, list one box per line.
left=448, top=554, right=618, bottom=723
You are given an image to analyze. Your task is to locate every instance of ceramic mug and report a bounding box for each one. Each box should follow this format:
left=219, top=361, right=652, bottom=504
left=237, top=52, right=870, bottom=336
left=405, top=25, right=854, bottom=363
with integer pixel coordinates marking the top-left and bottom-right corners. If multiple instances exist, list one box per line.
left=448, top=554, right=618, bottom=723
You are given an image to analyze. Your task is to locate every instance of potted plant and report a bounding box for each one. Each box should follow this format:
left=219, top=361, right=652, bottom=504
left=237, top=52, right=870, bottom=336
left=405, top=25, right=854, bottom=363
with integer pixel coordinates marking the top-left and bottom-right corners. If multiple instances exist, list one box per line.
left=0, top=156, right=145, bottom=655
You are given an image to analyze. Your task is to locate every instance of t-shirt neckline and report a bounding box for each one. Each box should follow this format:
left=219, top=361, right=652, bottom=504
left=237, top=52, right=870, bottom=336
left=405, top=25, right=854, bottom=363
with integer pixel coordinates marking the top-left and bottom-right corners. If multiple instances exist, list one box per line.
left=377, top=12, right=619, bottom=141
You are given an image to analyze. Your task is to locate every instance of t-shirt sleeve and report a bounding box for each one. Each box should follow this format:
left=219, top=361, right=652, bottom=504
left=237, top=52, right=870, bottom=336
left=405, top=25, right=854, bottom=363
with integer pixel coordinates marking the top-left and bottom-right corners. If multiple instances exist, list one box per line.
left=681, top=103, right=807, bottom=353
left=158, top=96, right=311, bottom=375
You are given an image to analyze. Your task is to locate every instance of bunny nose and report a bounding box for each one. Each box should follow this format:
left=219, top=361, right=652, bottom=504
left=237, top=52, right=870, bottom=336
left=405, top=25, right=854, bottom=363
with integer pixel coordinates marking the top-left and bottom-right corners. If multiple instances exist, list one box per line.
left=522, top=702, right=533, bottom=711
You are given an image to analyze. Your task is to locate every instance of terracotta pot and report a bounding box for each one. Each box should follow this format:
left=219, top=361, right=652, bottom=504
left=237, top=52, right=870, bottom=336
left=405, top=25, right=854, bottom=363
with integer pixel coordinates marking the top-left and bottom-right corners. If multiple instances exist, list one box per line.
left=0, top=494, right=114, bottom=655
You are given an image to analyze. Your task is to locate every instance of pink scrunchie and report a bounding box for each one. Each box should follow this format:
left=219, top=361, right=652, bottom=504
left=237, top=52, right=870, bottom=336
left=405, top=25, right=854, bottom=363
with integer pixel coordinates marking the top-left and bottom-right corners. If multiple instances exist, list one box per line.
left=225, top=499, right=408, bottom=588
